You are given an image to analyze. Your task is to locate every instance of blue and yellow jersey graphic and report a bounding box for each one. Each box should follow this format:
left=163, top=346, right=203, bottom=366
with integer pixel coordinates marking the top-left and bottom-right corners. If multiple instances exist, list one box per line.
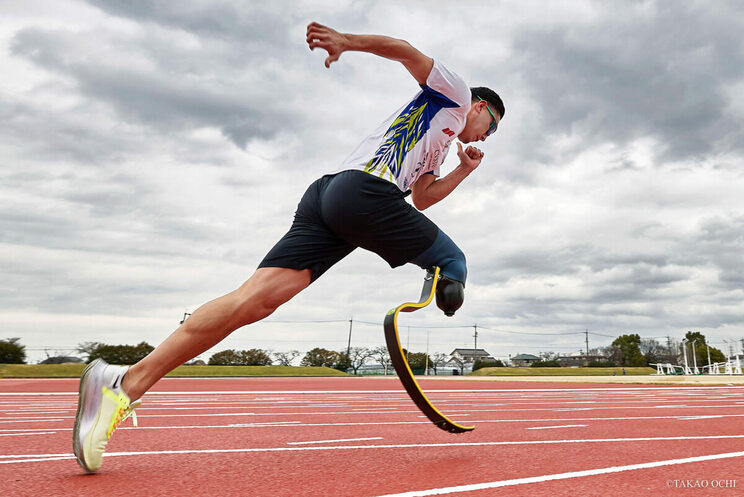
left=364, top=86, right=459, bottom=181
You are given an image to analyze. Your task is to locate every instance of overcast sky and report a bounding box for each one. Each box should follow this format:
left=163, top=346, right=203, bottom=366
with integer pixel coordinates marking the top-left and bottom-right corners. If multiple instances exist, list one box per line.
left=2, top=0, right=743, bottom=364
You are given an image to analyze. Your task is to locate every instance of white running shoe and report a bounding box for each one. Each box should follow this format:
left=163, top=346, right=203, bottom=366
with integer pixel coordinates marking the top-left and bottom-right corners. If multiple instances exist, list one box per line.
left=72, top=359, right=141, bottom=473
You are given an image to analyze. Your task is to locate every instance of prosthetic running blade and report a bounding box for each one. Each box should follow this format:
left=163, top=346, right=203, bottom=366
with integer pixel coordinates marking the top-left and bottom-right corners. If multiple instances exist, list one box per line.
left=383, top=266, right=474, bottom=434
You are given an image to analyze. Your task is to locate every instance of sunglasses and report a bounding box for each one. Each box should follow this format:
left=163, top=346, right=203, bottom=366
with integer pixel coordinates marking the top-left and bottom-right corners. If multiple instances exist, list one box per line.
left=477, top=96, right=498, bottom=136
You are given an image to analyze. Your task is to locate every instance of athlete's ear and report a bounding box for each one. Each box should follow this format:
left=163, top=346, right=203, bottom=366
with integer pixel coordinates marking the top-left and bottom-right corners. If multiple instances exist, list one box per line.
left=435, top=275, right=464, bottom=317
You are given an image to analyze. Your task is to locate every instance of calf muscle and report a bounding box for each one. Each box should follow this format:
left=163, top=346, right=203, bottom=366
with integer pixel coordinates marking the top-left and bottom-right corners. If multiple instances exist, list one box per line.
left=122, top=267, right=311, bottom=400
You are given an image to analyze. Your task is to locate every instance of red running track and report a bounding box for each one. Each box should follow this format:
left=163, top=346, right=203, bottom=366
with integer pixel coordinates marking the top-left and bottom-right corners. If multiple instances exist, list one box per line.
left=2, top=377, right=743, bottom=496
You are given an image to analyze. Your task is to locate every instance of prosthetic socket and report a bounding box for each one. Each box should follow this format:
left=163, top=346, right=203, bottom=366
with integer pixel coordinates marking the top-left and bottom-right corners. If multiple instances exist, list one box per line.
left=410, top=229, right=467, bottom=317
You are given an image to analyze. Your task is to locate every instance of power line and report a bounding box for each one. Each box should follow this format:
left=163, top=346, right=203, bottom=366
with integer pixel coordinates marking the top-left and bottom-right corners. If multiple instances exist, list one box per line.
left=254, top=319, right=726, bottom=346
left=588, top=332, right=615, bottom=338
left=478, top=326, right=585, bottom=336
left=360, top=320, right=594, bottom=336
left=24, top=347, right=79, bottom=351
left=354, top=320, right=471, bottom=329
left=262, top=319, right=350, bottom=324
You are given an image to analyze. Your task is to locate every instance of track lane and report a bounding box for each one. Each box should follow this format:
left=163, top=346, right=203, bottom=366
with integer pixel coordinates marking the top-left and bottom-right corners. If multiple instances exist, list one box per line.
left=1, top=377, right=742, bottom=496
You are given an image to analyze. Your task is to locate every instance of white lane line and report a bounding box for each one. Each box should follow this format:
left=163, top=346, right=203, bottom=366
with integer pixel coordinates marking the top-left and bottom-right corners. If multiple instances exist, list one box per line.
left=5, top=412, right=744, bottom=433
left=226, top=421, right=301, bottom=427
left=4, top=434, right=744, bottom=463
left=0, top=419, right=66, bottom=424
left=0, top=398, right=736, bottom=410
left=2, top=385, right=744, bottom=395
left=6, top=402, right=743, bottom=422
left=0, top=457, right=72, bottom=464
left=370, top=450, right=744, bottom=496
left=352, top=408, right=399, bottom=411
left=677, top=415, right=724, bottom=420
left=0, top=410, right=433, bottom=420
left=287, top=437, right=383, bottom=445
left=525, top=425, right=587, bottom=430
left=0, top=432, right=56, bottom=437
left=0, top=416, right=71, bottom=421
left=418, top=414, right=470, bottom=418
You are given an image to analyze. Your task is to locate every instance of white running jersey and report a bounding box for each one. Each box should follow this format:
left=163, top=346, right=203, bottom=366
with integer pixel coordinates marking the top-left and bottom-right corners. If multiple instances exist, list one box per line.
left=336, top=60, right=471, bottom=192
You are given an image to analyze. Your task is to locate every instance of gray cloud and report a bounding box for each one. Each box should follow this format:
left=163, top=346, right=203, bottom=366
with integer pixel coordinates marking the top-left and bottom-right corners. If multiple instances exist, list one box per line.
left=9, top=24, right=293, bottom=149
left=510, top=1, right=744, bottom=163
left=2, top=0, right=743, bottom=363
left=86, top=0, right=294, bottom=46
left=692, top=214, right=744, bottom=288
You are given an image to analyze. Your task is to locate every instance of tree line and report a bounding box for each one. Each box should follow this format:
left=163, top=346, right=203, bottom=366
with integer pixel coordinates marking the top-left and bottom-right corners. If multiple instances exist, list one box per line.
left=0, top=339, right=428, bottom=372
left=604, top=332, right=726, bottom=367
left=529, top=332, right=728, bottom=367
left=1, top=331, right=734, bottom=370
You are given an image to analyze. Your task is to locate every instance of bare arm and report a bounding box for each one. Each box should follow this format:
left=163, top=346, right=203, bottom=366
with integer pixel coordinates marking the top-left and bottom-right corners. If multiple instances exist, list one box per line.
left=306, top=22, right=434, bottom=85
left=409, top=143, right=485, bottom=210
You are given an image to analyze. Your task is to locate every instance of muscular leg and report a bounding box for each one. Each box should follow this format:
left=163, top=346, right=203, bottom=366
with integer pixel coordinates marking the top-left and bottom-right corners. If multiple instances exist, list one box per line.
left=121, top=267, right=311, bottom=401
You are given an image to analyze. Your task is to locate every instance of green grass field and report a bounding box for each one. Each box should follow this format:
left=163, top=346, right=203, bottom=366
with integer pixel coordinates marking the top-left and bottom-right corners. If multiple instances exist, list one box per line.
left=0, top=364, right=658, bottom=378
left=469, top=366, right=656, bottom=376
left=0, top=364, right=350, bottom=378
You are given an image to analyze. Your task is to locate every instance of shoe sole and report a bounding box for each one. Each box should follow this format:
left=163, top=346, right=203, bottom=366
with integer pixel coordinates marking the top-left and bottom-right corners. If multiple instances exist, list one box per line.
left=72, top=359, right=101, bottom=473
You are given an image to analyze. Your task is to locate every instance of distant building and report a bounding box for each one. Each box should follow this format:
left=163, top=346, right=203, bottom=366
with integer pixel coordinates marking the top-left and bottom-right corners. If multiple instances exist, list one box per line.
left=444, top=348, right=495, bottom=375
left=511, top=353, right=541, bottom=367
left=39, top=356, right=84, bottom=364
left=449, top=348, right=494, bottom=364
left=556, top=354, right=605, bottom=367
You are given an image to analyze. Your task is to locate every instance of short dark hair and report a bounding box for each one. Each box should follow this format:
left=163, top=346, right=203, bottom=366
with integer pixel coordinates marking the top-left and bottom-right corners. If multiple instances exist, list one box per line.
left=470, top=87, right=505, bottom=119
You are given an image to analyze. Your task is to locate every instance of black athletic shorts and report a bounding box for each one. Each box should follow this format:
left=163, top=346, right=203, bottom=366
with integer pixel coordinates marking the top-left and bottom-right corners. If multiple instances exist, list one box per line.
left=258, top=170, right=439, bottom=282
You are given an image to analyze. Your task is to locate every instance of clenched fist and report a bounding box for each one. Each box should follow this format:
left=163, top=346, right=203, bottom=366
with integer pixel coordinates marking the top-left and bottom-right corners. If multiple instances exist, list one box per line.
left=456, top=142, right=484, bottom=171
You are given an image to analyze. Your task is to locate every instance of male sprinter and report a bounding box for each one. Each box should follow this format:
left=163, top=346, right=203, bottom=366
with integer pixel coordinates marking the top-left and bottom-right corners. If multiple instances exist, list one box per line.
left=73, top=22, right=504, bottom=472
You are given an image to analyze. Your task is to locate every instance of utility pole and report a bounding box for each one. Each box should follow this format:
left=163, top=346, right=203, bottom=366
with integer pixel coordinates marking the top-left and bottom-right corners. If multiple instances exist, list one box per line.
left=425, top=329, right=430, bottom=375
left=346, top=318, right=353, bottom=357
left=406, top=326, right=410, bottom=360
left=666, top=335, right=672, bottom=362
left=585, top=329, right=590, bottom=359
left=473, top=324, right=478, bottom=368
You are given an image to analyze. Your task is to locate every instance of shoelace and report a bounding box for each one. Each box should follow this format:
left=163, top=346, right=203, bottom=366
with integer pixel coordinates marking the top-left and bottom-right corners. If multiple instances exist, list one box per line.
left=107, top=399, right=142, bottom=438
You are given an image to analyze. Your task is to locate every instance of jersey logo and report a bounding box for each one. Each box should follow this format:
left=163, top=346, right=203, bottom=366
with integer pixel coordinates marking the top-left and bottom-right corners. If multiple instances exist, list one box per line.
left=364, top=86, right=459, bottom=181
left=442, top=128, right=455, bottom=137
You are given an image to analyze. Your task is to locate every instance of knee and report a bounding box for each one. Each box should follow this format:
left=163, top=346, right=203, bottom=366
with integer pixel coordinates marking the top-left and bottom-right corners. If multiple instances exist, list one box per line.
left=234, top=269, right=310, bottom=323
left=439, top=249, right=467, bottom=284
left=252, top=292, right=283, bottom=316
left=410, top=229, right=467, bottom=316
left=411, top=229, right=467, bottom=284
left=231, top=289, right=283, bottom=326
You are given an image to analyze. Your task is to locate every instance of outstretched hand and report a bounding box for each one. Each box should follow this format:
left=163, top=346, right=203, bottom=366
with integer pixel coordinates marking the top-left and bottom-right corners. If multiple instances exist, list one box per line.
left=306, top=22, right=346, bottom=68
left=456, top=142, right=484, bottom=171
